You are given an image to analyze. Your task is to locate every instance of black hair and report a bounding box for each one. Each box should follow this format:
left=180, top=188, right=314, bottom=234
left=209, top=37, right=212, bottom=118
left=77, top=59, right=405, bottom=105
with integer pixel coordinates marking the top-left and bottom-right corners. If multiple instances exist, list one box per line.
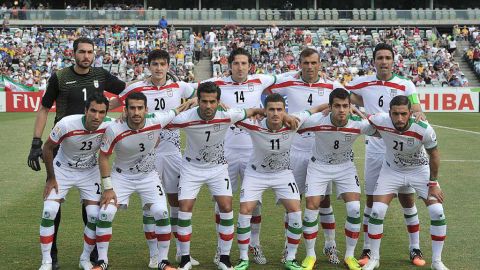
left=390, top=95, right=411, bottom=110
left=329, top=88, right=351, bottom=105
left=197, top=81, right=221, bottom=100
left=73, top=37, right=95, bottom=53
left=299, top=48, right=320, bottom=63
left=373, top=43, right=394, bottom=59
left=85, top=92, right=109, bottom=111
left=125, top=91, right=147, bottom=107
left=147, top=49, right=170, bottom=65
left=228, top=47, right=253, bottom=65
left=264, top=93, right=286, bottom=108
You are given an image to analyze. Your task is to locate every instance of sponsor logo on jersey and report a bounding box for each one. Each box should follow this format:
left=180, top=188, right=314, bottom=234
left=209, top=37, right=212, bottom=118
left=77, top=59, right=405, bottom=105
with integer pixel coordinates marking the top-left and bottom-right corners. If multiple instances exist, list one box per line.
left=407, top=137, right=414, bottom=146
left=66, top=81, right=77, bottom=85
left=318, top=88, right=324, bottom=96
left=390, top=89, right=397, bottom=97
left=94, top=80, right=99, bottom=88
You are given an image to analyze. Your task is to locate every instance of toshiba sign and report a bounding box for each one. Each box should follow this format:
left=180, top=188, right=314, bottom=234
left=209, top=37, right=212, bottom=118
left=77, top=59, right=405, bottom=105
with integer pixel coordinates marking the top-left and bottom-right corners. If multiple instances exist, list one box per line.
left=417, top=88, right=479, bottom=112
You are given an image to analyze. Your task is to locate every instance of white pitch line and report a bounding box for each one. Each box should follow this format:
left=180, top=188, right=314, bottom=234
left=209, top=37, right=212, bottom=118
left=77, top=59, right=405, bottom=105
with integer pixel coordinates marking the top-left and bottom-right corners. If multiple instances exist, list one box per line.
left=431, top=124, right=480, bottom=135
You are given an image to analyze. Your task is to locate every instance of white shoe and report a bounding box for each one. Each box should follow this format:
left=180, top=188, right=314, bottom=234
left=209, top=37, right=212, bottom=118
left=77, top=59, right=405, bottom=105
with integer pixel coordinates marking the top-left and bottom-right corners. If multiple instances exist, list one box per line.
left=249, top=245, right=267, bottom=265
left=431, top=261, right=450, bottom=270
left=79, top=258, right=93, bottom=270
left=213, top=247, right=221, bottom=265
left=217, top=261, right=233, bottom=270
left=176, top=255, right=200, bottom=266
left=148, top=256, right=158, bottom=269
left=39, top=263, right=52, bottom=270
left=177, top=261, right=192, bottom=270
left=362, top=258, right=380, bottom=270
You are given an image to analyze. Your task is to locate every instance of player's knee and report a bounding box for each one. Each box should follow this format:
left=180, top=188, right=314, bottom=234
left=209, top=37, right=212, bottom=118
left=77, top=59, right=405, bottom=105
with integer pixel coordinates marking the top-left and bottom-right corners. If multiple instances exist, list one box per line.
left=398, top=193, right=415, bottom=207
left=320, top=196, right=331, bottom=207
left=366, top=195, right=374, bottom=207
left=346, top=201, right=361, bottom=218
left=428, top=203, right=445, bottom=220
left=149, top=202, right=169, bottom=220
left=305, top=197, right=320, bottom=210
left=98, top=204, right=117, bottom=222
left=85, top=205, right=100, bottom=223
left=42, top=200, right=60, bottom=221
left=252, top=203, right=262, bottom=216
left=371, top=202, right=389, bottom=220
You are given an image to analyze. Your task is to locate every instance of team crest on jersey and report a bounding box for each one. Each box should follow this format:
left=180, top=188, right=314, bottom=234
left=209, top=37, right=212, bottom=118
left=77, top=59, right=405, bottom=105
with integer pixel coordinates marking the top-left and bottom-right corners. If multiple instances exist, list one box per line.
left=318, top=88, right=324, bottom=96
left=345, top=134, right=352, bottom=141
left=147, top=131, right=154, bottom=140
left=95, top=134, right=103, bottom=142
left=248, top=83, right=254, bottom=92
left=167, top=89, right=173, bottom=97
left=407, top=138, right=414, bottom=146
left=214, top=124, right=221, bottom=132
left=390, top=89, right=397, bottom=97
left=282, top=132, right=289, bottom=140
left=94, top=80, right=99, bottom=88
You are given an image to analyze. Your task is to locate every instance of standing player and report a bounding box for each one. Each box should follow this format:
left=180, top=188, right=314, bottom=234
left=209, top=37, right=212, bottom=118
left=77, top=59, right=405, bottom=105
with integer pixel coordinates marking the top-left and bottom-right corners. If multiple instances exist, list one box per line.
left=168, top=82, right=266, bottom=270
left=347, top=43, right=427, bottom=266
left=94, top=92, right=189, bottom=270
left=362, top=96, right=448, bottom=270
left=38, top=93, right=111, bottom=270
left=268, top=48, right=343, bottom=264
left=27, top=37, right=126, bottom=269
left=113, top=49, right=199, bottom=268
left=298, top=89, right=376, bottom=270
left=234, top=93, right=323, bottom=270
left=202, top=48, right=276, bottom=265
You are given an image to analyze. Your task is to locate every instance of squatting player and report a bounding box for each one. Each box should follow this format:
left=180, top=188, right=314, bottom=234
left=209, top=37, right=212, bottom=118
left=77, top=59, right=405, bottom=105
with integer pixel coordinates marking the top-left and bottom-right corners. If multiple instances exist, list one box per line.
left=362, top=96, right=448, bottom=270
left=298, top=88, right=376, bottom=270
left=113, top=49, right=199, bottom=268
left=38, top=93, right=112, bottom=270
left=347, top=43, right=427, bottom=266
left=93, top=92, right=191, bottom=270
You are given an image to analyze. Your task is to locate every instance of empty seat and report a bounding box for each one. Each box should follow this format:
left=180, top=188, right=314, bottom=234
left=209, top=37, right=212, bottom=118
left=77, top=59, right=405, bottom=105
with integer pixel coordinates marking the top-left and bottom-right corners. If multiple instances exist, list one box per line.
left=201, top=8, right=208, bottom=20
left=294, top=9, right=301, bottom=20
left=332, top=8, right=339, bottom=20
left=375, top=8, right=382, bottom=20
left=308, top=9, right=316, bottom=20
left=411, top=8, right=418, bottom=20
left=267, top=9, right=273, bottom=20
left=449, top=8, right=456, bottom=20
left=301, top=9, right=308, bottom=20
left=178, top=8, right=185, bottom=20
left=317, top=9, right=324, bottom=20
left=274, top=9, right=281, bottom=20
left=390, top=8, right=396, bottom=20
left=259, top=9, right=266, bottom=20
left=425, top=8, right=433, bottom=20
left=352, top=8, right=359, bottom=20
left=243, top=8, right=250, bottom=20
left=434, top=8, right=442, bottom=20
left=360, top=8, right=367, bottom=20
left=324, top=8, right=331, bottom=20
left=236, top=8, right=243, bottom=20
left=215, top=8, right=221, bottom=20
left=208, top=8, right=215, bottom=20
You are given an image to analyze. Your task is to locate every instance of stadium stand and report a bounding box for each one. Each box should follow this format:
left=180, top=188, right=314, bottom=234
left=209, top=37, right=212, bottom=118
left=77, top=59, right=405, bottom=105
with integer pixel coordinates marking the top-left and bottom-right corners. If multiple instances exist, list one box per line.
left=464, top=26, right=480, bottom=81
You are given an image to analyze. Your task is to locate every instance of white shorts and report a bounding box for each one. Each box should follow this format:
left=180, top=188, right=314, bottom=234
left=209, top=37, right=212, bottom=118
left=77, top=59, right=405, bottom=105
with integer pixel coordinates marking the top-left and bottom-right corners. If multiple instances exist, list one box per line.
left=112, top=170, right=167, bottom=207
left=155, top=152, right=182, bottom=194
left=364, top=151, right=415, bottom=195
left=240, top=167, right=300, bottom=203
left=374, top=163, right=430, bottom=199
left=225, top=147, right=251, bottom=193
left=305, top=160, right=360, bottom=199
left=290, top=150, right=332, bottom=195
left=178, top=163, right=232, bottom=200
left=46, top=162, right=101, bottom=202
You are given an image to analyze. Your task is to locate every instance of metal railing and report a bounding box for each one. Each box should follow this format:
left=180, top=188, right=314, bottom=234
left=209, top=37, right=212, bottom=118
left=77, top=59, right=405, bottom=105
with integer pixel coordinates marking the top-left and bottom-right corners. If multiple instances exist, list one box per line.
left=2, top=9, right=480, bottom=22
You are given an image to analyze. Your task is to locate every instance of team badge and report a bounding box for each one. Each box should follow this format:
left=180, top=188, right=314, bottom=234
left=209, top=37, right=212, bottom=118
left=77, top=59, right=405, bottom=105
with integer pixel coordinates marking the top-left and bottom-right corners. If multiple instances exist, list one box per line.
left=94, top=80, right=99, bottom=88
left=407, top=138, right=414, bottom=146
left=345, top=134, right=352, bottom=141
left=214, top=124, right=220, bottom=132
left=100, top=213, right=107, bottom=220
left=282, top=132, right=289, bottom=140
left=147, top=131, right=154, bottom=140
left=318, top=88, right=324, bottom=96
left=95, top=134, right=103, bottom=142
left=43, top=211, right=50, bottom=219
left=167, top=89, right=173, bottom=97
left=248, top=83, right=254, bottom=92
left=390, top=89, right=397, bottom=97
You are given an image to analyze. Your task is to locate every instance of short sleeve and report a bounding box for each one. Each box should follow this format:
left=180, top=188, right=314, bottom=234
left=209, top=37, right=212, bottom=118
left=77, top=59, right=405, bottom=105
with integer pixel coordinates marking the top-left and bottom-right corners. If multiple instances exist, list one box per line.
left=291, top=111, right=311, bottom=129
left=179, top=81, right=196, bottom=99
left=104, top=70, right=126, bottom=95
left=360, top=119, right=377, bottom=136
left=41, top=73, right=59, bottom=109
left=404, top=80, right=420, bottom=105
left=49, top=119, right=67, bottom=144
left=151, top=110, right=176, bottom=127
left=260, top=74, right=276, bottom=89
left=100, top=125, right=116, bottom=154
left=268, top=75, right=287, bottom=95
left=346, top=77, right=364, bottom=96
left=332, top=80, right=345, bottom=91
left=165, top=109, right=191, bottom=129
left=227, top=108, right=247, bottom=123
left=118, top=81, right=139, bottom=104
left=423, top=125, right=438, bottom=150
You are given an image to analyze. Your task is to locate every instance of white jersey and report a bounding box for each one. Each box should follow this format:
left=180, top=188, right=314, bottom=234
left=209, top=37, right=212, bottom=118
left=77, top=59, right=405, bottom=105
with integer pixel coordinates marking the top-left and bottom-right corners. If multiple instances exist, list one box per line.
left=236, top=111, right=310, bottom=173
left=269, top=76, right=343, bottom=152
left=202, top=74, right=276, bottom=149
left=347, top=74, right=419, bottom=153
left=368, top=113, right=437, bottom=172
left=49, top=114, right=112, bottom=169
left=100, top=110, right=176, bottom=175
left=119, top=79, right=195, bottom=154
left=167, top=107, right=247, bottom=168
left=299, top=113, right=376, bottom=165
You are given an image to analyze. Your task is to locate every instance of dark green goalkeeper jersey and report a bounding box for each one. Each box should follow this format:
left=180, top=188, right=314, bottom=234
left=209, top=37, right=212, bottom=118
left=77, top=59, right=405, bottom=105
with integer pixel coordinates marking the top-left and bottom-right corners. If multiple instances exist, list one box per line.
left=41, top=66, right=126, bottom=124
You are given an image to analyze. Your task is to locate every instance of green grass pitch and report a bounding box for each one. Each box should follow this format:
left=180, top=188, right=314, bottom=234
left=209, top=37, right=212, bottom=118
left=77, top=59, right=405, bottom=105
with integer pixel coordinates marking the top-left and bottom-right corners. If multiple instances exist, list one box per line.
left=0, top=112, right=478, bottom=269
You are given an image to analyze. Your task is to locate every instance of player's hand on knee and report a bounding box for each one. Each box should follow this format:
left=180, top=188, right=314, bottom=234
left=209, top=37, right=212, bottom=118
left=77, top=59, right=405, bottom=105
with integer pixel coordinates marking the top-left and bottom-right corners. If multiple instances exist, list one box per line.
left=28, top=137, right=43, bottom=171
left=100, top=189, right=117, bottom=209
left=43, top=178, right=58, bottom=200
left=428, top=186, right=444, bottom=203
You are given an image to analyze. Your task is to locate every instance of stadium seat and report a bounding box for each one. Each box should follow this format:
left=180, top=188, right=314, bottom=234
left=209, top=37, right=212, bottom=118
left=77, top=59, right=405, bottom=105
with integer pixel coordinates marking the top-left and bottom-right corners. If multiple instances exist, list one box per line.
left=259, top=9, right=266, bottom=20
left=267, top=9, right=274, bottom=21
left=360, top=8, right=367, bottom=20
left=208, top=8, right=215, bottom=20
left=215, top=8, right=221, bottom=20
left=475, top=8, right=480, bottom=19
left=294, top=9, right=301, bottom=20
left=332, top=9, right=339, bottom=20
left=352, top=8, right=359, bottom=20
left=243, top=9, right=250, bottom=20
left=411, top=8, right=418, bottom=20
left=317, top=9, right=324, bottom=20
left=301, top=9, right=308, bottom=20
left=449, top=8, right=456, bottom=20
left=467, top=8, right=475, bottom=20
left=382, top=8, right=390, bottom=20
left=441, top=8, right=449, bottom=20
left=274, top=9, right=281, bottom=20
left=236, top=9, right=243, bottom=20
left=434, top=8, right=442, bottom=20
left=375, top=8, right=382, bottom=20
left=425, top=8, right=433, bottom=20
left=192, top=8, right=199, bottom=20
left=201, top=8, right=208, bottom=20
left=367, top=8, right=374, bottom=20
left=178, top=8, right=185, bottom=20
left=308, top=9, right=316, bottom=20
left=185, top=8, right=192, bottom=20
left=390, top=8, right=397, bottom=20
left=324, top=8, right=332, bottom=20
